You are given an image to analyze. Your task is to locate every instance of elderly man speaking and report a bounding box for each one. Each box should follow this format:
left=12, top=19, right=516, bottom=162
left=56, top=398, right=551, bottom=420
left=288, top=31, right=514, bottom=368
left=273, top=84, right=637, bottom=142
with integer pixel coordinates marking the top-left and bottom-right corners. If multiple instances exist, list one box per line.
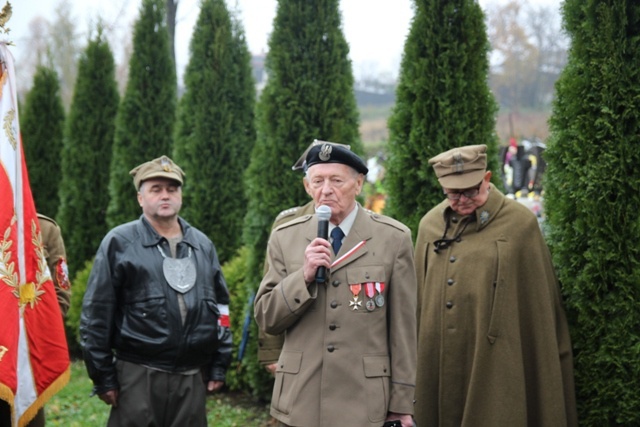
left=255, top=142, right=417, bottom=427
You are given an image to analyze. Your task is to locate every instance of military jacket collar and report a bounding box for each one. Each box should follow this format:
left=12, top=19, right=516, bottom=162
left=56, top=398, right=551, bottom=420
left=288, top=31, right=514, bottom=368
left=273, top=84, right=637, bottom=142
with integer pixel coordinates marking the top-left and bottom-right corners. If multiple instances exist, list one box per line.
left=137, top=215, right=197, bottom=249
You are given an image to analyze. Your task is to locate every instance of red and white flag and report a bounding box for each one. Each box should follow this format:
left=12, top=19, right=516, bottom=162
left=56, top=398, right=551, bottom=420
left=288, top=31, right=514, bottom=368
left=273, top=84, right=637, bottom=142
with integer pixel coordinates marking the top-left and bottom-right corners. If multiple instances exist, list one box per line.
left=0, top=43, right=70, bottom=426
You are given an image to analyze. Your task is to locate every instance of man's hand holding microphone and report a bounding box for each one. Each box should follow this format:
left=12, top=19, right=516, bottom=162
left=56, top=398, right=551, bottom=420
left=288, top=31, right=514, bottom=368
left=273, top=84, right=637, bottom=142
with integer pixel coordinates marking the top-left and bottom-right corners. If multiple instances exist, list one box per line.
left=303, top=205, right=332, bottom=284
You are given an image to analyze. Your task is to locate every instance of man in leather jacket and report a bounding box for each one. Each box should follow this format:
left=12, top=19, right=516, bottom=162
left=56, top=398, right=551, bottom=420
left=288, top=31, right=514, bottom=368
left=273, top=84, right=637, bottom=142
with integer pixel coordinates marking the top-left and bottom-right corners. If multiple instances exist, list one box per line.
left=80, top=155, right=232, bottom=426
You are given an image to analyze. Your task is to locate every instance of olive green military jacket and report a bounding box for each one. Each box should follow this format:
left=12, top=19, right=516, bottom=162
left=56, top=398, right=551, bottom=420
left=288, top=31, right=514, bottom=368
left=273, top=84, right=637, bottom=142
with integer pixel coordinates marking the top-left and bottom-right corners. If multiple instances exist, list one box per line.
left=413, top=185, right=577, bottom=427
left=38, top=214, right=71, bottom=316
left=255, top=205, right=417, bottom=427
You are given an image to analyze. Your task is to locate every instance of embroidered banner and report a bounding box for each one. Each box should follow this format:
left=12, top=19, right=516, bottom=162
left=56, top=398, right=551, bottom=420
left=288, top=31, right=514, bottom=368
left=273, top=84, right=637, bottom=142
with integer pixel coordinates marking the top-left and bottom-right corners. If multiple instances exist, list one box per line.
left=0, top=42, right=70, bottom=427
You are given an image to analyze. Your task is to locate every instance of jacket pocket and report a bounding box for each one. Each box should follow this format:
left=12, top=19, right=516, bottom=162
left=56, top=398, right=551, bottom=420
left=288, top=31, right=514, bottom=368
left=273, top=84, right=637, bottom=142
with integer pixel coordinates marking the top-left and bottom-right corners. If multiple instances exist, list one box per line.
left=346, top=266, right=387, bottom=314
left=363, top=355, right=391, bottom=423
left=487, top=240, right=507, bottom=344
left=119, top=297, right=169, bottom=347
left=272, top=350, right=303, bottom=415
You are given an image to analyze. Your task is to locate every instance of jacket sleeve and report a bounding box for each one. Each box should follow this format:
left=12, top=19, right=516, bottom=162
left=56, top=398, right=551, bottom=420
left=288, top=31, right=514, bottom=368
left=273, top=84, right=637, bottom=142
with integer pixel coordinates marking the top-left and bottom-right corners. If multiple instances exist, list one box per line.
left=79, top=237, right=119, bottom=395
left=40, top=216, right=72, bottom=316
left=205, top=253, right=233, bottom=382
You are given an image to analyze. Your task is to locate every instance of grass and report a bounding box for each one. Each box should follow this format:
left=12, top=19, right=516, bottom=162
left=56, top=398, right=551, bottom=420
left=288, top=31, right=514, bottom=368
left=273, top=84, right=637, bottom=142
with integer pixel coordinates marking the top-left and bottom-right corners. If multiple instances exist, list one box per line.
left=44, top=361, right=272, bottom=426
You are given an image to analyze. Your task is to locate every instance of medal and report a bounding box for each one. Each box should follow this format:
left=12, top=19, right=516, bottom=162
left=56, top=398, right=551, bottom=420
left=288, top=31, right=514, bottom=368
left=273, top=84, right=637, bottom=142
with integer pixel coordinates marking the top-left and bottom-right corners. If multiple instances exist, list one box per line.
left=365, top=299, right=376, bottom=311
left=374, top=281, right=385, bottom=307
left=349, top=283, right=362, bottom=311
left=158, top=245, right=197, bottom=294
left=364, top=282, right=376, bottom=311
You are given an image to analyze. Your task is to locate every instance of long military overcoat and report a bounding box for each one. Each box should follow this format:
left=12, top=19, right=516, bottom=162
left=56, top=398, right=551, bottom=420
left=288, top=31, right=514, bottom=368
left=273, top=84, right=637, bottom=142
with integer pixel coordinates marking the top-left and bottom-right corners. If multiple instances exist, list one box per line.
left=254, top=206, right=417, bottom=427
left=414, top=185, right=577, bottom=426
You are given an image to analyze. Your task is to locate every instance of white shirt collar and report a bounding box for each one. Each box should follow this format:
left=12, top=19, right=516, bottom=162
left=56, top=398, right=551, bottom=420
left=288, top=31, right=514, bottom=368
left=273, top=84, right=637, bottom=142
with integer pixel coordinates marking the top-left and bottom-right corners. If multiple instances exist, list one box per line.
left=329, top=203, right=358, bottom=237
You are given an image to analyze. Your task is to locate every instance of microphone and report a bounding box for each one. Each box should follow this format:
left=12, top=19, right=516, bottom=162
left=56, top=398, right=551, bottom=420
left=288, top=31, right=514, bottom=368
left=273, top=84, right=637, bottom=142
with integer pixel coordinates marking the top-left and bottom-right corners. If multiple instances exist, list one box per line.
left=315, top=205, right=332, bottom=283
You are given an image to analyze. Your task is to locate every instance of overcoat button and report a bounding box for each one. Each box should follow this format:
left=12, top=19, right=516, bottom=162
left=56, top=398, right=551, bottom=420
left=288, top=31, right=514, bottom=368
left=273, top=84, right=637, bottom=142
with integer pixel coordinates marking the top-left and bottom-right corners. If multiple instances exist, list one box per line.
left=332, top=280, right=340, bottom=287
left=447, top=279, right=454, bottom=286
left=449, top=256, right=456, bottom=263
left=451, top=217, right=459, bottom=223
left=330, top=300, right=338, bottom=308
left=327, top=345, right=335, bottom=352
left=446, top=301, right=454, bottom=309
left=329, top=324, right=336, bottom=331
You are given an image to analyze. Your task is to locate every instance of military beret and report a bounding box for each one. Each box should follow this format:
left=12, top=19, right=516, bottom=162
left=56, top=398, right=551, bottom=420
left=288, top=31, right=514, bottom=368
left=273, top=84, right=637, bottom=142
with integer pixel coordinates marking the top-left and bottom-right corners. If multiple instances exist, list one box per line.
left=292, top=139, right=352, bottom=171
left=429, top=144, right=487, bottom=189
left=305, top=143, right=368, bottom=175
left=129, top=155, right=185, bottom=189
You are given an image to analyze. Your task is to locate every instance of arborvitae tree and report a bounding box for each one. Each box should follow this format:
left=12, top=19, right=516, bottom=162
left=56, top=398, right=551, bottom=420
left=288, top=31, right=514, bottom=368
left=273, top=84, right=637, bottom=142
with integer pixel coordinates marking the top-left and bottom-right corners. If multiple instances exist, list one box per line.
left=384, top=0, right=500, bottom=236
left=21, top=65, right=65, bottom=218
left=57, top=28, right=119, bottom=276
left=544, top=1, right=640, bottom=424
left=106, top=0, right=177, bottom=227
left=241, top=0, right=363, bottom=397
left=173, top=0, right=255, bottom=264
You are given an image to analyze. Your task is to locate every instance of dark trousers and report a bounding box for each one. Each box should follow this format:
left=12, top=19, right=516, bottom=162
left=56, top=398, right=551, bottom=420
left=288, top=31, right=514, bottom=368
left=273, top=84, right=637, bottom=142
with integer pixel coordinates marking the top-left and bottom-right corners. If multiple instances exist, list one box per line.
left=106, top=360, right=207, bottom=427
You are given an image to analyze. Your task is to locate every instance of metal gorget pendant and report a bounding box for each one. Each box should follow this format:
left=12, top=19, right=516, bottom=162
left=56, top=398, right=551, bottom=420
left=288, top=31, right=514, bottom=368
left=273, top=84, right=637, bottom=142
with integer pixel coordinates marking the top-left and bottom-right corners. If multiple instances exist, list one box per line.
left=158, top=245, right=196, bottom=294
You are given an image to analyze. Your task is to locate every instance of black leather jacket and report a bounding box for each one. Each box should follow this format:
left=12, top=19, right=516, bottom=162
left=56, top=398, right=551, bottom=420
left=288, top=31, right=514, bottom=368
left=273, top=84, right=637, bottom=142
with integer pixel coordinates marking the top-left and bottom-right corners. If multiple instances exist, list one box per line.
left=80, top=215, right=232, bottom=395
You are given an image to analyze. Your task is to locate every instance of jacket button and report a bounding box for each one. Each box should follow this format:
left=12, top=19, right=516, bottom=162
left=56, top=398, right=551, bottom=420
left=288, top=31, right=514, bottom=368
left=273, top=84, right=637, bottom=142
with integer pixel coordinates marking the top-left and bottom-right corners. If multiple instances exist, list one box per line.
left=446, top=301, right=454, bottom=309
left=449, top=256, right=456, bottom=263
left=329, top=324, right=337, bottom=331
left=451, top=217, right=459, bottom=223
left=330, top=300, right=338, bottom=308
left=447, top=279, right=454, bottom=286
left=327, top=345, right=335, bottom=352
left=332, top=280, right=340, bottom=287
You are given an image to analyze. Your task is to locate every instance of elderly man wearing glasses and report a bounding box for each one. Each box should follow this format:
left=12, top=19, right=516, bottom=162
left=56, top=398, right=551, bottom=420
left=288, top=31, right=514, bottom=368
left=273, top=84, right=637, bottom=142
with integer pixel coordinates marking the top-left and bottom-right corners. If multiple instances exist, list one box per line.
left=413, top=144, right=578, bottom=427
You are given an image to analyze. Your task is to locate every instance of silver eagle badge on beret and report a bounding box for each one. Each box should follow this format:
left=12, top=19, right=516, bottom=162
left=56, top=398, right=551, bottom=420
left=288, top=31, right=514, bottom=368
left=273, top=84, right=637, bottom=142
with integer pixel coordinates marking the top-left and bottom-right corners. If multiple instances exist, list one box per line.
left=319, top=144, right=332, bottom=161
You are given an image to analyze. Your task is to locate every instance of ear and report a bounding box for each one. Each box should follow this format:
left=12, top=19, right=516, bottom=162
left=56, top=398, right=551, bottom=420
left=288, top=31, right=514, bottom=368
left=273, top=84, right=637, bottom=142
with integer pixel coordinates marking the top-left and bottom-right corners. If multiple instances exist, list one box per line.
left=355, top=174, right=365, bottom=195
left=137, top=191, right=143, bottom=207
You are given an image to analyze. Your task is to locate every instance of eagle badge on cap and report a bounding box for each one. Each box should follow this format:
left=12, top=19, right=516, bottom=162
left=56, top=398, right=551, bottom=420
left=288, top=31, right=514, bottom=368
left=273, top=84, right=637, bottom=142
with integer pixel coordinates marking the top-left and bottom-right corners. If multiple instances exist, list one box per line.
left=453, top=152, right=464, bottom=173
left=161, top=156, right=172, bottom=172
left=319, top=144, right=332, bottom=161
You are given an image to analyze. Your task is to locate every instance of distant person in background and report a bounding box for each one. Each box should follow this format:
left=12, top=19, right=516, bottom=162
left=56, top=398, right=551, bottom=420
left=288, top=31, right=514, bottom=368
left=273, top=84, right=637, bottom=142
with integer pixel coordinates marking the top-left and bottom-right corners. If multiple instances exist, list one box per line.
left=37, top=213, right=72, bottom=317
left=413, top=144, right=577, bottom=426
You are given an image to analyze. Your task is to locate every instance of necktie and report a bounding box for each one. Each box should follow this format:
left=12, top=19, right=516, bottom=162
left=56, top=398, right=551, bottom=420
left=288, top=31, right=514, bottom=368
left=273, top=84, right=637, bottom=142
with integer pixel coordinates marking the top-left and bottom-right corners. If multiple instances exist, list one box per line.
left=331, top=227, right=344, bottom=254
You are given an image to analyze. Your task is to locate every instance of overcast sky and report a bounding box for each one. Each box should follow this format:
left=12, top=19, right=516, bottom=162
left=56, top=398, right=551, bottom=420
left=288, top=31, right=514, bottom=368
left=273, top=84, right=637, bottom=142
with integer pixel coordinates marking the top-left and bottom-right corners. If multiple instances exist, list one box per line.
left=7, top=0, right=560, bottom=81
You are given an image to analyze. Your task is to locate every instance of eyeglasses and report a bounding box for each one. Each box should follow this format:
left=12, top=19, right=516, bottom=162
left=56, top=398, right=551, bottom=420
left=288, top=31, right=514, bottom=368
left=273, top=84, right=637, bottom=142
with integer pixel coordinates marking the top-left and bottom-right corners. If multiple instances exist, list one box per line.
left=444, top=182, right=482, bottom=200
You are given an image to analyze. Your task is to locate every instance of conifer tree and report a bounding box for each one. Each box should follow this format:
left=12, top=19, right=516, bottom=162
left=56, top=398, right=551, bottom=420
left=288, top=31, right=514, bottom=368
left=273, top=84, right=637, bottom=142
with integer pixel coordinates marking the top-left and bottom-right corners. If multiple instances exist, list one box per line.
left=106, top=0, right=177, bottom=227
left=241, top=0, right=363, bottom=396
left=57, top=28, right=119, bottom=276
left=173, top=0, right=255, bottom=264
left=384, top=0, right=499, bottom=236
left=21, top=65, right=65, bottom=218
left=544, top=0, right=640, bottom=424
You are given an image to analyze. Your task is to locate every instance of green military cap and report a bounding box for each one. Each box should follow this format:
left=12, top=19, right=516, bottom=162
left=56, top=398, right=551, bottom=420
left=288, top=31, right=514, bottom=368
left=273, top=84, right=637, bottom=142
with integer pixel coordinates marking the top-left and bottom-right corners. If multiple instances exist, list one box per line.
left=129, top=155, right=185, bottom=189
left=292, top=139, right=351, bottom=171
left=429, top=144, right=487, bottom=189
left=304, top=142, right=368, bottom=175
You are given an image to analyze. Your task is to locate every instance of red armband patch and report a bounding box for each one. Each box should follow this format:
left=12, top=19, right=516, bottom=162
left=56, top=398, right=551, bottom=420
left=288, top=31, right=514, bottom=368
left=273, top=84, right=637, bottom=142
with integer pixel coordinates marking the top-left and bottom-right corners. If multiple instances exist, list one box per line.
left=56, top=257, right=71, bottom=290
left=218, top=304, right=230, bottom=328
